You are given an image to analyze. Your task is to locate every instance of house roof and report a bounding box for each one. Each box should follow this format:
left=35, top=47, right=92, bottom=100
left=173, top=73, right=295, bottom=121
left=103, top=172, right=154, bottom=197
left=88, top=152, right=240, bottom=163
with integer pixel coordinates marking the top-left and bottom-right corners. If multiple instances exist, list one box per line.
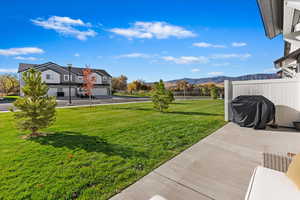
left=18, top=62, right=112, bottom=77
left=256, top=0, right=284, bottom=39
left=274, top=48, right=300, bottom=66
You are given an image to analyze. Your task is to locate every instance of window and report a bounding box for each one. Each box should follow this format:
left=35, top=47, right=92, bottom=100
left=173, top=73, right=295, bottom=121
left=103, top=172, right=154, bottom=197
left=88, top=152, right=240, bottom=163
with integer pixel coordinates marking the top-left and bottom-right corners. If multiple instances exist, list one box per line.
left=46, top=74, right=51, bottom=80
left=103, top=76, right=107, bottom=81
left=64, top=75, right=70, bottom=81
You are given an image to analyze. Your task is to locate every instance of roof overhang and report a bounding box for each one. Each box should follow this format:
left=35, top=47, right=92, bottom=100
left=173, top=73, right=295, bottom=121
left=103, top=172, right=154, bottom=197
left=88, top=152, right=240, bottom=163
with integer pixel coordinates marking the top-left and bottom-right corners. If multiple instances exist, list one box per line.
left=257, top=0, right=284, bottom=39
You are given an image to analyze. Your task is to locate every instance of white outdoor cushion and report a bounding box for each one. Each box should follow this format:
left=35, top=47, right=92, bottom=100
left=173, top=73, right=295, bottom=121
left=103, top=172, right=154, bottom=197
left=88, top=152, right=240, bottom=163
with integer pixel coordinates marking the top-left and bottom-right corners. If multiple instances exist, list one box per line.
left=245, top=166, right=300, bottom=200
left=149, top=195, right=167, bottom=200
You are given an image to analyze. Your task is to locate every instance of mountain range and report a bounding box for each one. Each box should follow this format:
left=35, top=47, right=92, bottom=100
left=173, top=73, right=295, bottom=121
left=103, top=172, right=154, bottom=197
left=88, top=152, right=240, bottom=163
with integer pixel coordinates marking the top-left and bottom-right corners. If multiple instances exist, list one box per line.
left=165, top=73, right=279, bottom=85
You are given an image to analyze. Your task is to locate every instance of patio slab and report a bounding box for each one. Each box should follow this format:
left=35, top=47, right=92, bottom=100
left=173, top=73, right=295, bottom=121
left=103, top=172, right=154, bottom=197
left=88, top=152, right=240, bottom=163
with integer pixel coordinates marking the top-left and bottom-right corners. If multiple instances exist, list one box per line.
left=110, top=123, right=300, bottom=200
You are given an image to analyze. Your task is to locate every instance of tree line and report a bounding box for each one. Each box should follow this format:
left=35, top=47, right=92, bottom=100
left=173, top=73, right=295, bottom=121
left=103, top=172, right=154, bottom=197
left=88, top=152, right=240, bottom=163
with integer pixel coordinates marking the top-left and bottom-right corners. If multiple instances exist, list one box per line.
left=112, top=75, right=224, bottom=99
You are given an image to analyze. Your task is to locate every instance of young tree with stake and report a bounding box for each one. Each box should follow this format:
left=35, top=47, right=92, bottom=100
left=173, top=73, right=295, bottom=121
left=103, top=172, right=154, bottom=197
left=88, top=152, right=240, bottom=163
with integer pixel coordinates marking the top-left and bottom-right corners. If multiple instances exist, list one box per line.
left=11, top=68, right=57, bottom=138
left=151, top=80, right=174, bottom=112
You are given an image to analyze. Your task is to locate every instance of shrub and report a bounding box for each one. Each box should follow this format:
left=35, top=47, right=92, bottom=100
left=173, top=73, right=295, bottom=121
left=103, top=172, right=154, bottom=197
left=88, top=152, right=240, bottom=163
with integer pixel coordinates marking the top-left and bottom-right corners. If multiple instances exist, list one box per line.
left=151, top=80, right=174, bottom=112
left=210, top=87, right=218, bottom=99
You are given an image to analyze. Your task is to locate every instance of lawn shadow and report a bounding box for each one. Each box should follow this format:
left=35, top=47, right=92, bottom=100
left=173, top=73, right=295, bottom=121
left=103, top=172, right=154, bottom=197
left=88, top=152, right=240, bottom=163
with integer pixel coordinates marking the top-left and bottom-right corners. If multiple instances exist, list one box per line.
left=113, top=107, right=222, bottom=116
left=112, top=107, right=153, bottom=111
left=170, top=102, right=189, bottom=105
left=31, top=131, right=147, bottom=159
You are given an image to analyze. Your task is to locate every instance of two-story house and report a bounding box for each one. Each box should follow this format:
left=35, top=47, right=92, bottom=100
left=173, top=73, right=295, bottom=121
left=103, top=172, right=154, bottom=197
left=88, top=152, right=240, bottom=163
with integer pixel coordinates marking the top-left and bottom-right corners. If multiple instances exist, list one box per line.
left=18, top=62, right=112, bottom=97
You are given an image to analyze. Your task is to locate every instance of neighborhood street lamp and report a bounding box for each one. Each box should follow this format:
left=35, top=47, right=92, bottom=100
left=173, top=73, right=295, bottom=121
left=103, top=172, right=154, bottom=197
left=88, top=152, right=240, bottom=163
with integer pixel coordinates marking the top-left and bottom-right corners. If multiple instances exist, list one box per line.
left=67, top=64, right=72, bottom=105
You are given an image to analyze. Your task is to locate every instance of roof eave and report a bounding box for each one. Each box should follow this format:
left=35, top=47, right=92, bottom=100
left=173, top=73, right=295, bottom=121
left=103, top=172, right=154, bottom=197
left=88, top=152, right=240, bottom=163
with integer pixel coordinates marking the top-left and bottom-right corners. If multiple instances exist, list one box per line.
left=257, top=0, right=284, bottom=39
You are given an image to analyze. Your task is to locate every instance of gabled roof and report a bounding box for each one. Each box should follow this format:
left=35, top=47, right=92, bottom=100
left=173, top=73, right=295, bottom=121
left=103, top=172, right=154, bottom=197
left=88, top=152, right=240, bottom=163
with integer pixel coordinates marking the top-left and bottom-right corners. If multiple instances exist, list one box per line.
left=18, top=62, right=112, bottom=77
left=256, top=0, right=284, bottom=39
left=18, top=63, right=39, bottom=72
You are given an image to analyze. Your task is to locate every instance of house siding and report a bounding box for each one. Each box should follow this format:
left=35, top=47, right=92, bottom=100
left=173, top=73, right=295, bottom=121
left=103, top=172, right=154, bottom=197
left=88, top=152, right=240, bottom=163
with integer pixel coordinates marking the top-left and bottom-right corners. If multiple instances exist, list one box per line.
left=42, top=69, right=60, bottom=84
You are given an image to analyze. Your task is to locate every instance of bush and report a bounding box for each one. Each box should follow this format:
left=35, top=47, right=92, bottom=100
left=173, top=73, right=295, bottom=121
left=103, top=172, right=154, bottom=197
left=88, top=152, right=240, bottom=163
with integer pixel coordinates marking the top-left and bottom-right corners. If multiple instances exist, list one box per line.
left=210, top=87, right=218, bottom=99
left=151, top=80, right=174, bottom=112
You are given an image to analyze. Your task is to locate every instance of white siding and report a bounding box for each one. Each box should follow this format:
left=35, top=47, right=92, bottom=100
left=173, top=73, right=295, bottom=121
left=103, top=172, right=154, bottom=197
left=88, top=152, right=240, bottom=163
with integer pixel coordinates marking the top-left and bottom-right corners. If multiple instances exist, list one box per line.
left=42, top=70, right=60, bottom=84
left=91, top=73, right=102, bottom=84
left=76, top=76, right=84, bottom=83
left=92, top=88, right=108, bottom=96
left=227, top=78, right=300, bottom=127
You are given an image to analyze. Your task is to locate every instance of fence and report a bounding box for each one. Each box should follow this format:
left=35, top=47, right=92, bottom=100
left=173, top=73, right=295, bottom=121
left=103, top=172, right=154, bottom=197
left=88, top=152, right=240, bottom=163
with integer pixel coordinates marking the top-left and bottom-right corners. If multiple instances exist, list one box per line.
left=224, top=79, right=300, bottom=127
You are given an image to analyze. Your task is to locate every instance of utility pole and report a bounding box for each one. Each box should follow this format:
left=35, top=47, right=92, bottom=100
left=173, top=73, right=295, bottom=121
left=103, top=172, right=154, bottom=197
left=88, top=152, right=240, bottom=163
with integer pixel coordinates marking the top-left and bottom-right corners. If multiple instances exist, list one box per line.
left=67, top=64, right=72, bottom=105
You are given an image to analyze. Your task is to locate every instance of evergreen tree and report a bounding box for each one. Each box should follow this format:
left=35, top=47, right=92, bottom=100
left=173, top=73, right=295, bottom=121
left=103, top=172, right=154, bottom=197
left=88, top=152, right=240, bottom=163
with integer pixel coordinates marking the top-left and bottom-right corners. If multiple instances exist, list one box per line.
left=210, top=86, right=218, bottom=99
left=11, top=68, right=57, bottom=137
left=151, top=80, right=174, bottom=112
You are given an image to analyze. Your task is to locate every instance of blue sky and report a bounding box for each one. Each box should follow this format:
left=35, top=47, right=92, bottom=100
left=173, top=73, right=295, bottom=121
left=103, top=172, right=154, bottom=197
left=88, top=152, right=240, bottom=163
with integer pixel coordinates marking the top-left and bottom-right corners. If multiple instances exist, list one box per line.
left=0, top=0, right=283, bottom=82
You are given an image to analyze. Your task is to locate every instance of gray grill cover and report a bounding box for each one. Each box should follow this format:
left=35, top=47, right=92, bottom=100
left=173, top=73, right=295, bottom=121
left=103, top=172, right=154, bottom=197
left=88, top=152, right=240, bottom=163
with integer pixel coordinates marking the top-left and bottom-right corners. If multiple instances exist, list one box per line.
left=230, top=95, right=275, bottom=129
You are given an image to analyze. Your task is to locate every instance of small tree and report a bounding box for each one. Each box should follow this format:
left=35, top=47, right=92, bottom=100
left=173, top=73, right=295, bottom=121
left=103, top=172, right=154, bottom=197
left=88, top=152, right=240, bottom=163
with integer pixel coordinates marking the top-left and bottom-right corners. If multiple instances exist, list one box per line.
left=112, top=75, right=128, bottom=92
left=82, top=67, right=96, bottom=104
left=11, top=68, right=57, bottom=137
left=151, top=80, right=174, bottom=112
left=0, top=74, right=19, bottom=97
left=210, top=87, right=218, bottom=99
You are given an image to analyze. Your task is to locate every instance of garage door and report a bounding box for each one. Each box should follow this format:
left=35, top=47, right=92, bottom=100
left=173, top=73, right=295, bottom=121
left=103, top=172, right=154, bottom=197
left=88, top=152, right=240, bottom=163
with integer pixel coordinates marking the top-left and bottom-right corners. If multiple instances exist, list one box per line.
left=92, top=88, right=108, bottom=96
left=48, top=88, right=57, bottom=96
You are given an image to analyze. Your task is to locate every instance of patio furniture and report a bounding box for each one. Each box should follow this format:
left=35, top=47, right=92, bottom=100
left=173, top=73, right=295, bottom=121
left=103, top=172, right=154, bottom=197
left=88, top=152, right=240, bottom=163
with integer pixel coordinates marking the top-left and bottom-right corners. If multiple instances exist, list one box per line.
left=245, top=153, right=298, bottom=200
left=149, top=195, right=167, bottom=200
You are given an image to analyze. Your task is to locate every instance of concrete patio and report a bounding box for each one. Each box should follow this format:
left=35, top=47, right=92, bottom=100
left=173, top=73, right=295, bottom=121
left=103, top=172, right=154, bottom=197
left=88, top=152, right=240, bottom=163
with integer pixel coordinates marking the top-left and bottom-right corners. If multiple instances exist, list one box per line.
left=110, top=123, right=300, bottom=200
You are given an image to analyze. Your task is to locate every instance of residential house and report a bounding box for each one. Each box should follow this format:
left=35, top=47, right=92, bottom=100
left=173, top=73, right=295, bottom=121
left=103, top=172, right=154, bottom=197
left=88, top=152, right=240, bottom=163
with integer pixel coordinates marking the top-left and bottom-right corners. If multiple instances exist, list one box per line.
left=257, top=0, right=300, bottom=78
left=18, top=62, right=112, bottom=97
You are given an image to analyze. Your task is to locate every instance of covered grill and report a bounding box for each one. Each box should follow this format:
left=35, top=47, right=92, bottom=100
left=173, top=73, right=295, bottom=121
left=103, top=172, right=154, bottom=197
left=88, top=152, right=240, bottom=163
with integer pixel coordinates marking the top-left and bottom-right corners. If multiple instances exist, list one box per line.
left=230, top=95, right=276, bottom=129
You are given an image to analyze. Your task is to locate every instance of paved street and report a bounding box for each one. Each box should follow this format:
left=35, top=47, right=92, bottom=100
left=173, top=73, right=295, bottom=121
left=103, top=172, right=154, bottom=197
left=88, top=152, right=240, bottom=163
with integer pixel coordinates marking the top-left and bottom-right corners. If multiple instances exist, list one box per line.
left=0, top=96, right=150, bottom=112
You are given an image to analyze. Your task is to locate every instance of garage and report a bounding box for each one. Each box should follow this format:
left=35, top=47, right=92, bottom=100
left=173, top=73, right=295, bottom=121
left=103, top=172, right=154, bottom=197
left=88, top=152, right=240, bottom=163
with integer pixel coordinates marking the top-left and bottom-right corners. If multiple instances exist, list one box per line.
left=92, top=88, right=108, bottom=96
left=48, top=88, right=57, bottom=96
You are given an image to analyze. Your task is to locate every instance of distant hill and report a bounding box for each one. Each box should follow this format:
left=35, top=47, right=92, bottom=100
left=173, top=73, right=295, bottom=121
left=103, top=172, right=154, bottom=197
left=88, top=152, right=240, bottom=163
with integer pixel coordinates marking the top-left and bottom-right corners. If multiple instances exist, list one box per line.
left=165, top=73, right=279, bottom=85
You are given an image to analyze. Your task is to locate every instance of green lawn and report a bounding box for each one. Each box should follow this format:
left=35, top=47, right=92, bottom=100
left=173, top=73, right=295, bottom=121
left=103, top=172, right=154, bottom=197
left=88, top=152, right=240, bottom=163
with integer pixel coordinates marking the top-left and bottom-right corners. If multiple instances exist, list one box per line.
left=113, top=92, right=151, bottom=98
left=0, top=100, right=225, bottom=200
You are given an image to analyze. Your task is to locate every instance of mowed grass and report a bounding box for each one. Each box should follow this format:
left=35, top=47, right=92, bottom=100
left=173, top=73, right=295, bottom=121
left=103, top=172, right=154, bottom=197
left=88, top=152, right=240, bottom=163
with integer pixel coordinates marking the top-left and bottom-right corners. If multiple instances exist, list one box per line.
left=0, top=100, right=225, bottom=200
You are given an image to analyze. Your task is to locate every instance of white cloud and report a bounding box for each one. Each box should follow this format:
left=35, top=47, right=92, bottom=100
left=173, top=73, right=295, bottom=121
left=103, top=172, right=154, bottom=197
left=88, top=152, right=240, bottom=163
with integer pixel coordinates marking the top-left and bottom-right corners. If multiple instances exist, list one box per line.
left=211, top=62, right=230, bottom=66
left=74, top=53, right=80, bottom=57
left=14, top=56, right=38, bottom=61
left=0, top=47, right=44, bottom=56
left=116, top=53, right=152, bottom=58
left=31, top=16, right=97, bottom=40
left=232, top=42, right=247, bottom=47
left=110, top=21, right=196, bottom=39
left=193, top=42, right=226, bottom=48
left=208, top=72, right=223, bottom=76
left=163, top=56, right=209, bottom=64
left=191, top=68, right=200, bottom=72
left=211, top=53, right=251, bottom=59
left=0, top=68, right=18, bottom=73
